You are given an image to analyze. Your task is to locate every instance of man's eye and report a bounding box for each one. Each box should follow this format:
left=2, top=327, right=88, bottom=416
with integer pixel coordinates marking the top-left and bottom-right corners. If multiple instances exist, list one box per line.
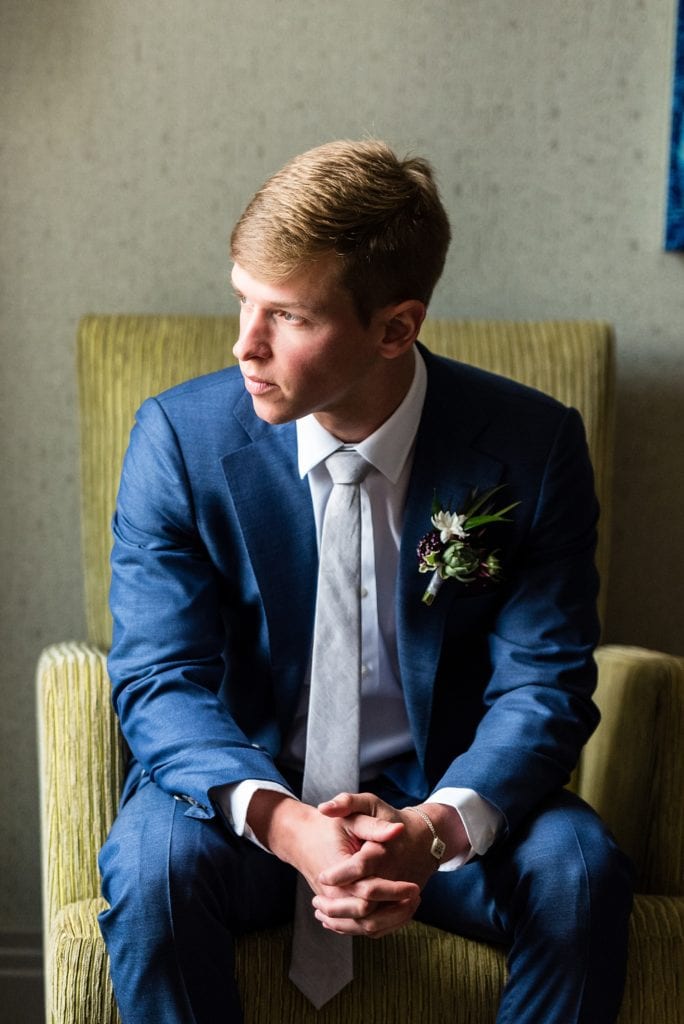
left=279, top=310, right=303, bottom=324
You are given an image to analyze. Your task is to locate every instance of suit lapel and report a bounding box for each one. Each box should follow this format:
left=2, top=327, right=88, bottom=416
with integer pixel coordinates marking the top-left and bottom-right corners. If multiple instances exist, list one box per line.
left=397, top=352, right=504, bottom=766
left=220, top=397, right=317, bottom=728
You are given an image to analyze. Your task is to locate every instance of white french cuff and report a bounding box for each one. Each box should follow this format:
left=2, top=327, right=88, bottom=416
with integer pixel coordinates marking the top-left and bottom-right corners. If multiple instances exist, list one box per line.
left=215, top=779, right=297, bottom=853
left=429, top=786, right=504, bottom=871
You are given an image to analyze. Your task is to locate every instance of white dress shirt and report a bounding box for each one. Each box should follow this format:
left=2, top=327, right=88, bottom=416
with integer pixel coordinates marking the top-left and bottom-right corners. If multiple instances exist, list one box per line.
left=217, top=349, right=502, bottom=868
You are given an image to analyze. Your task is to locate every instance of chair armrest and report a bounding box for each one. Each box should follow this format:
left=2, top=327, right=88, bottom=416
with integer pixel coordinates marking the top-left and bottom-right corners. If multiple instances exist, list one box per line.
left=577, top=645, right=684, bottom=895
left=620, top=894, right=684, bottom=1023
left=37, top=642, right=125, bottom=929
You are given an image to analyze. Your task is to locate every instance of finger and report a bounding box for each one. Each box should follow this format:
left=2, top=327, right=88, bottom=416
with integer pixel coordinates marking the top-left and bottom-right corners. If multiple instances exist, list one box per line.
left=312, top=893, right=376, bottom=920
left=318, top=791, right=399, bottom=821
left=319, top=791, right=393, bottom=820
left=345, top=878, right=420, bottom=903
left=316, top=877, right=418, bottom=909
left=319, top=794, right=404, bottom=845
left=316, top=895, right=420, bottom=937
left=318, top=792, right=367, bottom=816
left=319, top=841, right=388, bottom=887
left=345, top=814, right=404, bottom=844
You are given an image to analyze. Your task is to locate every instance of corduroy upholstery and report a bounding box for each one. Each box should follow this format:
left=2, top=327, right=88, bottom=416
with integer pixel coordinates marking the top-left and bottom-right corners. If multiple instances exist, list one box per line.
left=38, top=316, right=684, bottom=1022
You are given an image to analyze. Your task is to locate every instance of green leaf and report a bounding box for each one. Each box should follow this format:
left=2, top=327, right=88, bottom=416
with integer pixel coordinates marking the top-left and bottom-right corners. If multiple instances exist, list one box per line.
left=464, top=485, right=507, bottom=517
left=494, top=500, right=520, bottom=517
left=465, top=502, right=519, bottom=530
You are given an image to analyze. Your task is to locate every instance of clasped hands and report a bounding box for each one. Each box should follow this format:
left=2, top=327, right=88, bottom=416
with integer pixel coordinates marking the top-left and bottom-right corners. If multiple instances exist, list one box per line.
left=249, top=789, right=467, bottom=939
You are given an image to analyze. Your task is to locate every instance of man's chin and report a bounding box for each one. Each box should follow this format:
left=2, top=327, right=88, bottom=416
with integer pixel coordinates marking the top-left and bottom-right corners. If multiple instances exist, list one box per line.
left=249, top=394, right=295, bottom=425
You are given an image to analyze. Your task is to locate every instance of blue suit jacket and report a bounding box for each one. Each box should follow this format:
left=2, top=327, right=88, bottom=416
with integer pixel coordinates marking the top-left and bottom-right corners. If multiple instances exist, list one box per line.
left=108, top=345, right=601, bottom=841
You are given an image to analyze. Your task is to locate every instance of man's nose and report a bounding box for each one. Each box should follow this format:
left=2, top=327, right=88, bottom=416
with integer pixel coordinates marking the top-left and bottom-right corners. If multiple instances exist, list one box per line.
left=232, top=309, right=271, bottom=362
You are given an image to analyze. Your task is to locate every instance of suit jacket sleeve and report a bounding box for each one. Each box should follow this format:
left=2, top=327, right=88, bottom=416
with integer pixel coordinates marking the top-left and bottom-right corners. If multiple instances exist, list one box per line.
left=108, top=395, right=291, bottom=820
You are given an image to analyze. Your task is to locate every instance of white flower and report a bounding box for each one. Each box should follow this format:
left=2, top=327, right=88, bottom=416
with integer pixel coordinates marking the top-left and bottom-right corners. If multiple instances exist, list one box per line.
left=431, top=510, right=468, bottom=543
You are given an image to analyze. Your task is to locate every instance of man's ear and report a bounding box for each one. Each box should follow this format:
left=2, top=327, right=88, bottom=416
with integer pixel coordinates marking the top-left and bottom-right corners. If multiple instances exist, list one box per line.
left=378, top=300, right=426, bottom=359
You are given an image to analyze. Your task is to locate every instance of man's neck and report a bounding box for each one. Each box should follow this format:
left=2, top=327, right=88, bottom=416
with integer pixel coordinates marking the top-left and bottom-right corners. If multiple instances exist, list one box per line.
left=313, top=348, right=417, bottom=443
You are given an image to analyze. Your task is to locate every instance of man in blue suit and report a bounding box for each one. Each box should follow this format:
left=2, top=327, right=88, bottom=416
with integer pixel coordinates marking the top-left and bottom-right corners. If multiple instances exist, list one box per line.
left=99, top=140, right=632, bottom=1023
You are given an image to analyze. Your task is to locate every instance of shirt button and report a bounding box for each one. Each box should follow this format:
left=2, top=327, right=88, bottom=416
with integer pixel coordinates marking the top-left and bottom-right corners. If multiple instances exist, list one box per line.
left=360, top=587, right=369, bottom=598
left=361, top=664, right=369, bottom=677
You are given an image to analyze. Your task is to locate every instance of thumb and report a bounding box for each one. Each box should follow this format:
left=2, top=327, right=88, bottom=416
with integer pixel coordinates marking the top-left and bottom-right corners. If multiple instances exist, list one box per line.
left=349, top=816, right=405, bottom=844
left=318, top=792, right=373, bottom=817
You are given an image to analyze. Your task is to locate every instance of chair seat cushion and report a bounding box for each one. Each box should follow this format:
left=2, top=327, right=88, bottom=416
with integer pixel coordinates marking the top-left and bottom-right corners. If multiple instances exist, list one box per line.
left=49, top=894, right=684, bottom=1023
left=50, top=897, right=507, bottom=1023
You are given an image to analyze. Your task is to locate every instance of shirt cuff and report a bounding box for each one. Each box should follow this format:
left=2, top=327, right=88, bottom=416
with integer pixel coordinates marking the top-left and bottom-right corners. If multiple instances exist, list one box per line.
left=429, top=786, right=503, bottom=871
left=213, top=780, right=297, bottom=853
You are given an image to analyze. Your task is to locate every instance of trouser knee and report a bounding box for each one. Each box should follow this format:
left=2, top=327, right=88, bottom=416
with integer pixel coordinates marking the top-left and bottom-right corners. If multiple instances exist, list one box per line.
left=99, top=781, right=296, bottom=941
left=509, top=792, right=633, bottom=942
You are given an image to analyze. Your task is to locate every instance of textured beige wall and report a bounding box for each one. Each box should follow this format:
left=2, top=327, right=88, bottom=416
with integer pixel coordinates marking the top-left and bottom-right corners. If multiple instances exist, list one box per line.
left=1, top=0, right=682, bottom=932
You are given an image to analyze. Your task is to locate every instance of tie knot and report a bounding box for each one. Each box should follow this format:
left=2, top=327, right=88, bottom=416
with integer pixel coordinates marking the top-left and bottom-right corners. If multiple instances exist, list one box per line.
left=325, top=449, right=369, bottom=485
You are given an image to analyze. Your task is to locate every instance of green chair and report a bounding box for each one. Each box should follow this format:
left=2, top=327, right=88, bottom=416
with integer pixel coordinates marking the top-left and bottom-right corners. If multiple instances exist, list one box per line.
left=38, top=315, right=684, bottom=1022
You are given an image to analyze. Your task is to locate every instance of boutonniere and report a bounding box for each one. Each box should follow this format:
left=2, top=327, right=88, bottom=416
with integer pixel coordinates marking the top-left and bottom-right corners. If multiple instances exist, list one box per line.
left=417, top=486, right=519, bottom=605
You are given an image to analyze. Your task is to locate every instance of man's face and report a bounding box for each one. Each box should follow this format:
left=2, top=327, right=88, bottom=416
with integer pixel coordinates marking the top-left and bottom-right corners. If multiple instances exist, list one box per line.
left=231, top=258, right=393, bottom=439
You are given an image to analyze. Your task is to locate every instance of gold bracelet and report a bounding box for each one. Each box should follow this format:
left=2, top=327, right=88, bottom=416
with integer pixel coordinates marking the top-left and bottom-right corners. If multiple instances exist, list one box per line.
left=407, top=806, right=446, bottom=861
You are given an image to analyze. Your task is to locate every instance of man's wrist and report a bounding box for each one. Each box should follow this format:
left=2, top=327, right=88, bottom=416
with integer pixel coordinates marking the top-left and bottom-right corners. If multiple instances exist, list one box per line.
left=406, top=806, right=447, bottom=862
left=418, top=801, right=469, bottom=863
left=246, top=789, right=313, bottom=863
left=429, top=787, right=503, bottom=861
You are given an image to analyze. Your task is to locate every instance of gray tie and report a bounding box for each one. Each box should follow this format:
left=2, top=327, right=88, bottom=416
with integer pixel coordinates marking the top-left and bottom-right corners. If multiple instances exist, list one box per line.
left=289, top=448, right=369, bottom=1008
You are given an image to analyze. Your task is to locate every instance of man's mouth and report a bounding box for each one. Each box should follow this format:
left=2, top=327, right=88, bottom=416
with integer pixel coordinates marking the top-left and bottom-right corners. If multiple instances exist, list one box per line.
left=243, top=373, right=276, bottom=397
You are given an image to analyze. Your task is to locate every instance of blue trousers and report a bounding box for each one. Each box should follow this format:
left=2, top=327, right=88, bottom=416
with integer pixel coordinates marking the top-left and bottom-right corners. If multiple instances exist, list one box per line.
left=99, top=781, right=632, bottom=1024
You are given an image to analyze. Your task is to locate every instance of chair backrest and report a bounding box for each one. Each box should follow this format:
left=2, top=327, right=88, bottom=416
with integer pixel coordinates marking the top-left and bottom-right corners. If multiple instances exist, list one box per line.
left=77, top=315, right=615, bottom=649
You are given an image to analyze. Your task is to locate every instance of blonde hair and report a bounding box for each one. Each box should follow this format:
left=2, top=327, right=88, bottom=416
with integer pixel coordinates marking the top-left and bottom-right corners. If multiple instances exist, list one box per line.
left=230, top=139, right=451, bottom=323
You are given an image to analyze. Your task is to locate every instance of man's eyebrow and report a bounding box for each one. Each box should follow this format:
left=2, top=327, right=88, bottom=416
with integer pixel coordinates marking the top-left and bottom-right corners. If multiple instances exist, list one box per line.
left=230, top=282, right=320, bottom=314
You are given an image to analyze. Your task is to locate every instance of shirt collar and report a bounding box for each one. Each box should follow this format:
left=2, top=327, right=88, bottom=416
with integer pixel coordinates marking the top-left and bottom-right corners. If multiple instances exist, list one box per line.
left=296, top=347, right=427, bottom=483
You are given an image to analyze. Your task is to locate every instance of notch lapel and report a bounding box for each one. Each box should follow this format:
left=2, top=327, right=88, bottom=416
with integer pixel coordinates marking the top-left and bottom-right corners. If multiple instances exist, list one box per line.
left=397, top=356, right=504, bottom=768
left=220, top=401, right=317, bottom=729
